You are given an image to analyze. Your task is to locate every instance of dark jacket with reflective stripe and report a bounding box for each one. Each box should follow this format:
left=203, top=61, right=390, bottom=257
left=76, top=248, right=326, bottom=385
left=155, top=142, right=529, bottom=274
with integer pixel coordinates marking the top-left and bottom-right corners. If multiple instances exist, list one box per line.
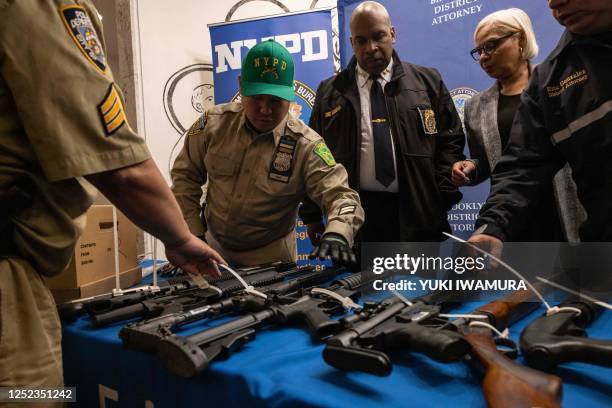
left=476, top=30, right=612, bottom=241
left=299, top=52, right=465, bottom=241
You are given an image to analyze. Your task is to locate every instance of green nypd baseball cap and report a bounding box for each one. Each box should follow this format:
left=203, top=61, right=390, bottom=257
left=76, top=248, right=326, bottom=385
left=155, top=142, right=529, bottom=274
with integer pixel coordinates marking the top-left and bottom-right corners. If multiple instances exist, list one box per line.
left=241, top=39, right=295, bottom=101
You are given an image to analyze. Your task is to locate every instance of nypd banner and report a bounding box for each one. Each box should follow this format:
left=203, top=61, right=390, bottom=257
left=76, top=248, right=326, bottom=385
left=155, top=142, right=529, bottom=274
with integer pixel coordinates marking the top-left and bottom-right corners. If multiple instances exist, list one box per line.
left=338, top=0, right=563, bottom=239
left=209, top=9, right=334, bottom=122
left=209, top=9, right=335, bottom=265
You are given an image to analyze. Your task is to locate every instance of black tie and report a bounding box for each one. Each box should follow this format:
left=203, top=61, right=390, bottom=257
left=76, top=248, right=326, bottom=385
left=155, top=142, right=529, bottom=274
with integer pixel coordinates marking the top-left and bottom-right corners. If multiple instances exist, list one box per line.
left=370, top=75, right=395, bottom=187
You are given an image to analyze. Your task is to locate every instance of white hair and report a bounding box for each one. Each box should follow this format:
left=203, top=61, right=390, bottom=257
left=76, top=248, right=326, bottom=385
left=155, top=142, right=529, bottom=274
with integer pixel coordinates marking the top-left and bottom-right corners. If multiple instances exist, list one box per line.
left=474, top=8, right=539, bottom=60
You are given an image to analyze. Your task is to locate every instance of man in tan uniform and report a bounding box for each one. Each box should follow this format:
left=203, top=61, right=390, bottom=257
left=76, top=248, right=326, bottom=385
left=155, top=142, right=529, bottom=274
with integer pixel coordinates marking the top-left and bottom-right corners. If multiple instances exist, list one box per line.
left=0, top=0, right=224, bottom=400
left=172, top=40, right=364, bottom=267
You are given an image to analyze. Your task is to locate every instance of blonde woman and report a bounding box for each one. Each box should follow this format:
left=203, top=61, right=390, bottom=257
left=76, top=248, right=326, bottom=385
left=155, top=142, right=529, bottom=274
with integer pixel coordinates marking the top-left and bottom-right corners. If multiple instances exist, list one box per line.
left=452, top=8, right=584, bottom=241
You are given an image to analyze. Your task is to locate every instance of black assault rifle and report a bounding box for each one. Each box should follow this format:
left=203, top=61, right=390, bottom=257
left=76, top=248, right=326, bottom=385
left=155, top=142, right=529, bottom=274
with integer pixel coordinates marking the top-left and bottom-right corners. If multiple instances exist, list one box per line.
left=119, top=265, right=345, bottom=353
left=155, top=273, right=371, bottom=378
left=88, top=264, right=316, bottom=327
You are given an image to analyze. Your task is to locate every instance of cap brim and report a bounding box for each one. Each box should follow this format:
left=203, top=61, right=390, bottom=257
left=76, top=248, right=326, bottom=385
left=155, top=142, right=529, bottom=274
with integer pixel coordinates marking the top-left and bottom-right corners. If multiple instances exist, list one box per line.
left=241, top=80, right=294, bottom=102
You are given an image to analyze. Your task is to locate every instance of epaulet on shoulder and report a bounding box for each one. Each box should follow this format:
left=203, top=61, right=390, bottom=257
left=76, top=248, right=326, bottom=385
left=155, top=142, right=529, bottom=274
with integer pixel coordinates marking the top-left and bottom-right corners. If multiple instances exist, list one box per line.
left=286, top=116, right=320, bottom=143
left=210, top=101, right=242, bottom=115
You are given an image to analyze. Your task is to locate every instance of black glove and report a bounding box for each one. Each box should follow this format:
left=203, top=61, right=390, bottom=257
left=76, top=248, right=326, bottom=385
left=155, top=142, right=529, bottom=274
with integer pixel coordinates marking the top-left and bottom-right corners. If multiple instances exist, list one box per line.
left=309, top=233, right=357, bottom=268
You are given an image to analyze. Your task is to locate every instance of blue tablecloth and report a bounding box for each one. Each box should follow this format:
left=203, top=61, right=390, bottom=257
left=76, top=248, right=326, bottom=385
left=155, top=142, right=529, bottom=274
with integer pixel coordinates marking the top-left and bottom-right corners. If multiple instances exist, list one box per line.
left=62, top=285, right=612, bottom=408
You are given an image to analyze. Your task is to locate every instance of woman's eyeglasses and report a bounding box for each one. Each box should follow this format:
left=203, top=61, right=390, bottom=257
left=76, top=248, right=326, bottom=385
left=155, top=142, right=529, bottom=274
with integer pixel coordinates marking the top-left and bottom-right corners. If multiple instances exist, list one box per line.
left=470, top=32, right=517, bottom=61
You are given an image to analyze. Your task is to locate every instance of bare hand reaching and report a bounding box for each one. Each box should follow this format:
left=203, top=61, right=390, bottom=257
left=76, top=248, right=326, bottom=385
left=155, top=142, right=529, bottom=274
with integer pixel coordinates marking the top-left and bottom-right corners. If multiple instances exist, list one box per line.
left=165, top=234, right=226, bottom=279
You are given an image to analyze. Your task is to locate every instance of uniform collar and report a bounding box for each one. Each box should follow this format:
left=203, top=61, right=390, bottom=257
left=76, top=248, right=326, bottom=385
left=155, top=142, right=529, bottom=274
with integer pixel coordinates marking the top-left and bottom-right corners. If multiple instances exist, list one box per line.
left=549, top=29, right=612, bottom=61
left=355, top=58, right=393, bottom=88
left=243, top=111, right=289, bottom=146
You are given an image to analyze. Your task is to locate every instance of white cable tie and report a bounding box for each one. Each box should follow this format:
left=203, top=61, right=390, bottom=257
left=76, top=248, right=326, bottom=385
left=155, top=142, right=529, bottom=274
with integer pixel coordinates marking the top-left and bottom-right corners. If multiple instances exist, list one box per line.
left=545, top=306, right=582, bottom=317
left=390, top=289, right=413, bottom=306
left=208, top=285, right=223, bottom=297
left=311, top=287, right=362, bottom=311
left=439, top=313, right=488, bottom=320
left=244, top=286, right=268, bottom=300
left=536, top=276, right=612, bottom=311
left=469, top=320, right=509, bottom=339
left=443, top=232, right=553, bottom=311
left=219, top=264, right=268, bottom=299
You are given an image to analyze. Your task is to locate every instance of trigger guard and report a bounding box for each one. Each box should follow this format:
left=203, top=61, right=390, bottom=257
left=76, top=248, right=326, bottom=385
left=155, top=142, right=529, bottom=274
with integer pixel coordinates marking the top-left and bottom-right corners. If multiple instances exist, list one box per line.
left=494, top=337, right=518, bottom=360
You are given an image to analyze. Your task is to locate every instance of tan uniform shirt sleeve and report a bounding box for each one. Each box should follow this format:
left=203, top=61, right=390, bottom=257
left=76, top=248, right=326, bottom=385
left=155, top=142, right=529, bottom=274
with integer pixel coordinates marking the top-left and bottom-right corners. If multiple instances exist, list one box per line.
left=0, top=0, right=150, bottom=181
left=302, top=138, right=364, bottom=246
left=170, top=116, right=208, bottom=236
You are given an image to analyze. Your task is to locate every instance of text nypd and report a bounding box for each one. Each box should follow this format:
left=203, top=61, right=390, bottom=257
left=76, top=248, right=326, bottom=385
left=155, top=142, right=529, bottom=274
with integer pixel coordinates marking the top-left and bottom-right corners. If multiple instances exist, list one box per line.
left=215, top=30, right=328, bottom=73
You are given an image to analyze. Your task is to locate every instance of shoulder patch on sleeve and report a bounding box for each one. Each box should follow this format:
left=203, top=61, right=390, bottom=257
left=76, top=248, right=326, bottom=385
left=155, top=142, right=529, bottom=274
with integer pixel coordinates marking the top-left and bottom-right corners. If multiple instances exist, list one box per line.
left=313, top=141, right=336, bottom=167
left=59, top=5, right=108, bottom=74
left=98, top=84, right=127, bottom=135
left=187, top=113, right=208, bottom=136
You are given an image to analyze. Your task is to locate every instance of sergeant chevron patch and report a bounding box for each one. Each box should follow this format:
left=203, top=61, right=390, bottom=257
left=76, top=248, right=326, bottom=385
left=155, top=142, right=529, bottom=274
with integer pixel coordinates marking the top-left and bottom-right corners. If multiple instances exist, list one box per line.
left=338, top=205, right=356, bottom=215
left=98, top=84, right=127, bottom=135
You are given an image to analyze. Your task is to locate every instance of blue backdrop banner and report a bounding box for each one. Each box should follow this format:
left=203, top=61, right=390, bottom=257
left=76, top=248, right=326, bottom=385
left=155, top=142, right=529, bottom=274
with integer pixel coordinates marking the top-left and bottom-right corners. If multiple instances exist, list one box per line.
left=209, top=9, right=335, bottom=265
left=337, top=0, right=564, bottom=239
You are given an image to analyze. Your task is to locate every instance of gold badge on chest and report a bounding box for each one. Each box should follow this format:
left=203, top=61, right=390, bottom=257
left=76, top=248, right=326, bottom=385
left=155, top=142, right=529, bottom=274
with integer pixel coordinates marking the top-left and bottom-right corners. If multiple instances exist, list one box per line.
left=269, top=135, right=296, bottom=183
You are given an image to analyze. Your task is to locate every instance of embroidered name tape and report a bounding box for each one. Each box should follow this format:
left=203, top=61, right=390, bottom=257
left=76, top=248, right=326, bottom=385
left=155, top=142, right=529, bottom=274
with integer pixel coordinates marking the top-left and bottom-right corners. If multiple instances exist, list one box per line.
left=98, top=84, right=127, bottom=135
left=60, top=5, right=107, bottom=74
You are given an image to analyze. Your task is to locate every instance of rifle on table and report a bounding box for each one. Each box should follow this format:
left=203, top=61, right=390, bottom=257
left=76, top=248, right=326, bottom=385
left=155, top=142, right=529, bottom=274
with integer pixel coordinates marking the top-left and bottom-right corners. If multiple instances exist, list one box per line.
left=119, top=265, right=345, bottom=353
left=520, top=300, right=612, bottom=370
left=57, top=264, right=304, bottom=326
left=323, top=291, right=467, bottom=376
left=57, top=277, right=194, bottom=322
left=89, top=264, right=317, bottom=327
left=445, top=287, right=563, bottom=408
left=155, top=272, right=371, bottom=378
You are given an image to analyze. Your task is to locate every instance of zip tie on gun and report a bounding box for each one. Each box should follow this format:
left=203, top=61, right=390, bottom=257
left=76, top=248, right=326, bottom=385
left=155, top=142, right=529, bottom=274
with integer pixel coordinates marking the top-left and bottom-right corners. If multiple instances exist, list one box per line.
left=219, top=264, right=268, bottom=299
left=208, top=285, right=223, bottom=297
left=468, top=320, right=510, bottom=339
left=443, top=232, right=553, bottom=311
left=536, top=276, right=612, bottom=311
left=545, top=306, right=582, bottom=317
left=440, top=313, right=509, bottom=338
left=390, top=289, right=413, bottom=306
left=310, top=287, right=362, bottom=311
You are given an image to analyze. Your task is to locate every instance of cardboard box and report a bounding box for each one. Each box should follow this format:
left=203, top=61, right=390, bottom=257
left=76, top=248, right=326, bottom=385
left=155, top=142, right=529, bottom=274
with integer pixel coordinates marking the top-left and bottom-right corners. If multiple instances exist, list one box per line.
left=45, top=205, right=141, bottom=299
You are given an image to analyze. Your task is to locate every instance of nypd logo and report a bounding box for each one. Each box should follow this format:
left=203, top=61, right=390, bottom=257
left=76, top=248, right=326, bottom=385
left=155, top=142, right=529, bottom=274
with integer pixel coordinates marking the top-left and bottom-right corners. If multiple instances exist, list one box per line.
left=215, top=31, right=328, bottom=74
left=60, top=5, right=107, bottom=73
left=450, top=87, right=478, bottom=128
